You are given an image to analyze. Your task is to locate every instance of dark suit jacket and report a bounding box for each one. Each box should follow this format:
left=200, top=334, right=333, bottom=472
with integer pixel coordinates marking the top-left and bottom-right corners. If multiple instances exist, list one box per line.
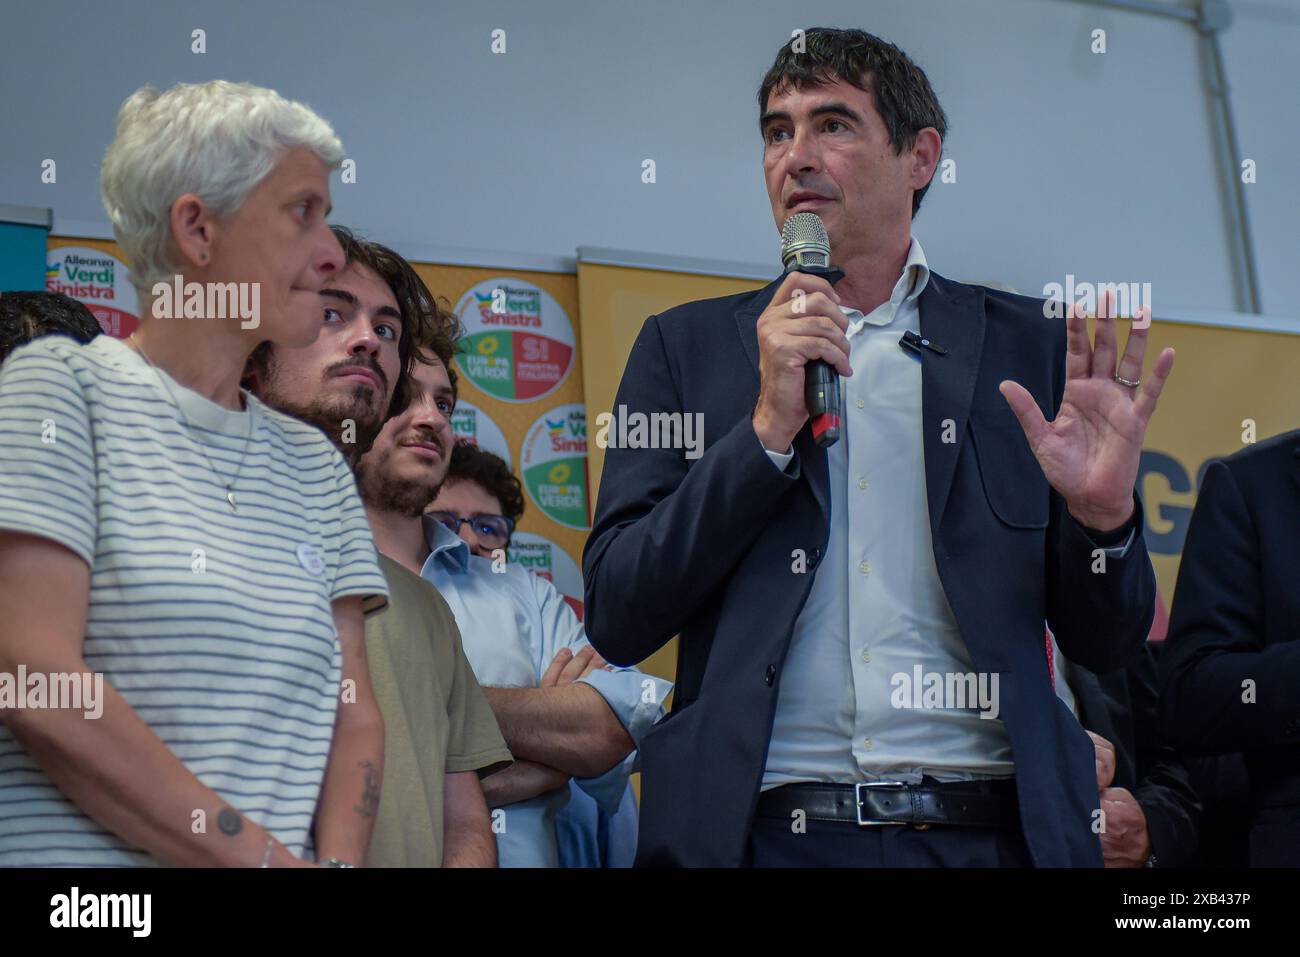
left=583, top=271, right=1157, bottom=866
left=1159, top=429, right=1300, bottom=866
left=1066, top=643, right=1201, bottom=866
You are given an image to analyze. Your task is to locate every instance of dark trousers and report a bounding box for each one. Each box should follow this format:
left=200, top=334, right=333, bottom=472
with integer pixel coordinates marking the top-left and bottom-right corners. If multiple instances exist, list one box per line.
left=747, top=816, right=1035, bottom=867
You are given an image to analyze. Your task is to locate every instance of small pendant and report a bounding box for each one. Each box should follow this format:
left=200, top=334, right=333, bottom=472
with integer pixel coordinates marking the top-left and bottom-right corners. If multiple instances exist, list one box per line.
left=226, top=489, right=238, bottom=511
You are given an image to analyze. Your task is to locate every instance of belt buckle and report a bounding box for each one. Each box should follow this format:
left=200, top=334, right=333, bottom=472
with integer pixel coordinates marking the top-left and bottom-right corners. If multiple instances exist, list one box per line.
left=855, top=780, right=909, bottom=827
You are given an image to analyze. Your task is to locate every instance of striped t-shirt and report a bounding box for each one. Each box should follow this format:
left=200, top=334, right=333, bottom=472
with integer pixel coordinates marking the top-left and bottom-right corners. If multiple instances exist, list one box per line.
left=0, top=334, right=389, bottom=866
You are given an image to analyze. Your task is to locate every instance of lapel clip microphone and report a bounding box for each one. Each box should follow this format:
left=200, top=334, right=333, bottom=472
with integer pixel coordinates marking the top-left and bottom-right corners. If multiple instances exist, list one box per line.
left=899, top=329, right=948, bottom=357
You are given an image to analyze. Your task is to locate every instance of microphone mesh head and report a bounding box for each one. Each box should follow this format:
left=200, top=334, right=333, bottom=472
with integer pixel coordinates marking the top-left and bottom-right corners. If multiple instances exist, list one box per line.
left=781, top=212, right=831, bottom=270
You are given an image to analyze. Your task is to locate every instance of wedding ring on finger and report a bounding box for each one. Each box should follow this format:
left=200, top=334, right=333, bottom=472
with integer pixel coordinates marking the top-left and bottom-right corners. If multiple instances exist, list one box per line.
left=1114, top=374, right=1141, bottom=388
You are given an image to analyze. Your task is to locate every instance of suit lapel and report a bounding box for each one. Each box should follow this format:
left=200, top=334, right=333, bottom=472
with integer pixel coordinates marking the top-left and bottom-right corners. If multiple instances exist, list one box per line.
left=1292, top=442, right=1300, bottom=496
left=735, top=277, right=830, bottom=522
left=734, top=277, right=782, bottom=378
left=794, top=421, right=830, bottom=520
left=919, top=273, right=987, bottom=530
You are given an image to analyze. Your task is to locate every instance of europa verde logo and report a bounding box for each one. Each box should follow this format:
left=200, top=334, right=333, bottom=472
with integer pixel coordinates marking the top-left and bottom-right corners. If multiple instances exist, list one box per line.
left=454, top=278, right=575, bottom=402
left=520, top=404, right=589, bottom=529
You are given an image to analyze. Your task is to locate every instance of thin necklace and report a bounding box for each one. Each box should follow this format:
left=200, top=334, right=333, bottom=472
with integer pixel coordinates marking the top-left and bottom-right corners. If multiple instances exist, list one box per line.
left=128, top=334, right=253, bottom=512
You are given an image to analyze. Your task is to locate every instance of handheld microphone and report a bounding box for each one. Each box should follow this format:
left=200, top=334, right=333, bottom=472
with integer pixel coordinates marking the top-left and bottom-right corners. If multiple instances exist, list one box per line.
left=780, top=212, right=844, bottom=448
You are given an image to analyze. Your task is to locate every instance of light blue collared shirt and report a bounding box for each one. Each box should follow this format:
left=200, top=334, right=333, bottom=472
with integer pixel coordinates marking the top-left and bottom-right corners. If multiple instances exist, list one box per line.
left=762, top=238, right=1133, bottom=788
left=419, top=517, right=670, bottom=867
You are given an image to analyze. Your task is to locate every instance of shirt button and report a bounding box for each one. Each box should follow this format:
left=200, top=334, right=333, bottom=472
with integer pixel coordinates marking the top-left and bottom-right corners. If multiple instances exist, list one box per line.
left=858, top=477, right=868, bottom=490
left=855, top=398, right=865, bottom=410
left=858, top=560, right=870, bottom=575
left=863, top=738, right=874, bottom=751
left=861, top=649, right=871, bottom=663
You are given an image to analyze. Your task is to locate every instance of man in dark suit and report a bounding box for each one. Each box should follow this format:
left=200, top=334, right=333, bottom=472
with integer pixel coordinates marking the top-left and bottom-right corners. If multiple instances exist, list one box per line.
left=583, top=27, right=1175, bottom=866
left=1159, top=429, right=1300, bottom=866
left=1061, top=640, right=1201, bottom=867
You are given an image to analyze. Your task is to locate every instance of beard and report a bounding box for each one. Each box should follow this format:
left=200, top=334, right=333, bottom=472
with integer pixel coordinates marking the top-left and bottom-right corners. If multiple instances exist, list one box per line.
left=258, top=377, right=384, bottom=469
left=355, top=444, right=442, bottom=517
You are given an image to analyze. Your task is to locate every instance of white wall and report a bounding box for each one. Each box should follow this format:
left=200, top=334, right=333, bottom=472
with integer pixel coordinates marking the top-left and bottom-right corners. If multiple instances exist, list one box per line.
left=1, top=0, right=1295, bottom=314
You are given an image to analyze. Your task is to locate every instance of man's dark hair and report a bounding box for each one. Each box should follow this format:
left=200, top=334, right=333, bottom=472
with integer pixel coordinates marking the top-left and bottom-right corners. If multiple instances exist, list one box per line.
left=245, top=226, right=462, bottom=421
left=0, top=291, right=101, bottom=361
left=758, top=27, right=948, bottom=218
left=447, top=361, right=459, bottom=404
left=394, top=261, right=461, bottom=400
left=445, top=439, right=525, bottom=526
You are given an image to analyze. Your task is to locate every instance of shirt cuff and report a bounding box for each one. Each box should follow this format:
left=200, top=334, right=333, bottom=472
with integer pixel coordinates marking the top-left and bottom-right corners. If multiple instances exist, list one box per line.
left=577, top=668, right=672, bottom=745
left=573, top=668, right=671, bottom=814
left=764, top=446, right=795, bottom=473
left=1076, top=500, right=1140, bottom=558
left=1097, top=526, right=1137, bottom=559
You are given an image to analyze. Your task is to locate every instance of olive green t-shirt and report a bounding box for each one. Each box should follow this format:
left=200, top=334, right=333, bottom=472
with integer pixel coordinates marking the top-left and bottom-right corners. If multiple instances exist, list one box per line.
left=363, top=554, right=512, bottom=866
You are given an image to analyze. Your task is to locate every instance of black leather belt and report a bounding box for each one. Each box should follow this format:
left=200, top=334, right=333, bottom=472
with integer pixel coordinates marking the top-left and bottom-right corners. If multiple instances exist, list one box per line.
left=755, top=779, right=1020, bottom=829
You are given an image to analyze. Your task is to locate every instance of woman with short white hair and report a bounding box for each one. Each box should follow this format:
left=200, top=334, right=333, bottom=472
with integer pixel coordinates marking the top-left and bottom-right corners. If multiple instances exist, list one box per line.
left=0, top=80, right=388, bottom=867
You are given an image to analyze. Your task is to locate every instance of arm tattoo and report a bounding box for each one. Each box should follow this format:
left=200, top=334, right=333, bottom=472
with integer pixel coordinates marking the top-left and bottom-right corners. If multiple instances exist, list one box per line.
left=217, top=808, right=243, bottom=837
left=355, top=760, right=380, bottom=818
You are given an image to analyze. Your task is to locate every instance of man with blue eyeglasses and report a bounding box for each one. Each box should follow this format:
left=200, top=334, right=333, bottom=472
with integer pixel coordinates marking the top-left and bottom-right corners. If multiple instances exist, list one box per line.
left=430, top=441, right=645, bottom=868
left=357, top=318, right=670, bottom=867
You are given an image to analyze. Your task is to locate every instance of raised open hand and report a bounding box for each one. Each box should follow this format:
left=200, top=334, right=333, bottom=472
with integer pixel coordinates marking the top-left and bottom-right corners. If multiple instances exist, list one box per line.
left=999, top=290, right=1175, bottom=531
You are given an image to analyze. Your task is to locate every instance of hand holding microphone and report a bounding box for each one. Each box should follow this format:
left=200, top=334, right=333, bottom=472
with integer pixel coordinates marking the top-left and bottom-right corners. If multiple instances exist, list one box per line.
left=752, top=212, right=852, bottom=454
left=751, top=269, right=852, bottom=454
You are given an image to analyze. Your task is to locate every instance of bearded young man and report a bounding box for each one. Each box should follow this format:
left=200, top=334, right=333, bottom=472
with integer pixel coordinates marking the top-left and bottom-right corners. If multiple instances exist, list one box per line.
left=248, top=226, right=512, bottom=867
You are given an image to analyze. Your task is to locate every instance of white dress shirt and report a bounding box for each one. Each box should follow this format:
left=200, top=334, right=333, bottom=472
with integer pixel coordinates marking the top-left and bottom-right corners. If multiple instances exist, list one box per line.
left=762, top=237, right=1018, bottom=789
